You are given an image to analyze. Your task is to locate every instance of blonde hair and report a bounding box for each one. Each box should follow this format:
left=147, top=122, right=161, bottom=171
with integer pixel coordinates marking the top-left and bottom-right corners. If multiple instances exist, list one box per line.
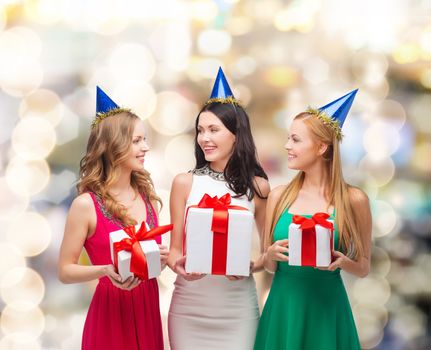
left=77, top=111, right=161, bottom=226
left=266, top=112, right=364, bottom=260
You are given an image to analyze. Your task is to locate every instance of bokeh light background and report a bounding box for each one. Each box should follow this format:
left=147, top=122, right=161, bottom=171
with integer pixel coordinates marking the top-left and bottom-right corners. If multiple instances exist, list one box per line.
left=0, top=0, right=430, bottom=349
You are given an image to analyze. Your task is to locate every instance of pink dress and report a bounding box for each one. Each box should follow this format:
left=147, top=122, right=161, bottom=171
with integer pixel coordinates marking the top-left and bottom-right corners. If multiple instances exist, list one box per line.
left=82, top=192, right=163, bottom=350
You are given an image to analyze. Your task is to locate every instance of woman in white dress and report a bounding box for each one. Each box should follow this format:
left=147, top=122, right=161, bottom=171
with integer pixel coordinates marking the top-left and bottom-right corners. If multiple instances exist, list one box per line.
left=167, top=68, right=270, bottom=350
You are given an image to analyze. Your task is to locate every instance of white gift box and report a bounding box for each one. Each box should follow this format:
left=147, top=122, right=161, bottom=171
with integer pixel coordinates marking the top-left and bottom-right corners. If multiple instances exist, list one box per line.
left=109, top=223, right=161, bottom=280
left=288, top=220, right=334, bottom=267
left=184, top=207, right=254, bottom=276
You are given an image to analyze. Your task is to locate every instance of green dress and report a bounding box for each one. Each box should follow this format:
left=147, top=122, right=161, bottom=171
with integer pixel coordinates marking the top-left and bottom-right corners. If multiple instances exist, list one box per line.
left=254, top=211, right=361, bottom=350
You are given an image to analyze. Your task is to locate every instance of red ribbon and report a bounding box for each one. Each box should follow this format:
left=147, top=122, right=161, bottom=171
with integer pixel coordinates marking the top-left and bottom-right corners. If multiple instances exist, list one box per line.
left=185, top=193, right=247, bottom=275
left=292, top=213, right=334, bottom=266
left=113, top=222, right=173, bottom=280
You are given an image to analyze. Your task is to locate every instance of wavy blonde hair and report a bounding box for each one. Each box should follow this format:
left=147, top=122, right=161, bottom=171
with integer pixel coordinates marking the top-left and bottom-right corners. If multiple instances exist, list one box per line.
left=77, top=111, right=161, bottom=227
left=266, top=112, right=364, bottom=260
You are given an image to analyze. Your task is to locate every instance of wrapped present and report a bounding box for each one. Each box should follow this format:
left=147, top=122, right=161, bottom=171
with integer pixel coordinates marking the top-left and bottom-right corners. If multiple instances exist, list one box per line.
left=288, top=213, right=334, bottom=267
left=109, top=222, right=173, bottom=280
left=184, top=193, right=254, bottom=277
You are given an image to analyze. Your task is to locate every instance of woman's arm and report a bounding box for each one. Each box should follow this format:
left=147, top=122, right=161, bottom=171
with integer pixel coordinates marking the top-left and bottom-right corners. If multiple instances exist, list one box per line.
left=166, top=173, right=204, bottom=281
left=327, top=187, right=372, bottom=278
left=251, top=177, right=270, bottom=272
left=263, top=185, right=290, bottom=273
left=58, top=194, right=139, bottom=290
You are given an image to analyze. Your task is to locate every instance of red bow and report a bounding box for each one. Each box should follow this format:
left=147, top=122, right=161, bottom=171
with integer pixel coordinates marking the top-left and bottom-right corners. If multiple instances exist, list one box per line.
left=114, top=222, right=173, bottom=280
left=185, top=193, right=247, bottom=275
left=292, top=213, right=334, bottom=266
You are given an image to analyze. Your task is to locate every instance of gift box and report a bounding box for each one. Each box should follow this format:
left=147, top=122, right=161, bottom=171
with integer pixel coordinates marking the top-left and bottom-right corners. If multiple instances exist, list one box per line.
left=109, top=222, right=173, bottom=280
left=288, top=213, right=334, bottom=267
left=184, top=193, right=254, bottom=277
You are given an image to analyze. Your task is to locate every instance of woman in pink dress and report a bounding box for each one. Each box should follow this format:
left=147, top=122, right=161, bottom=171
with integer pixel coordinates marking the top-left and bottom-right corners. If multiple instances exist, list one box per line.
left=58, top=87, right=167, bottom=350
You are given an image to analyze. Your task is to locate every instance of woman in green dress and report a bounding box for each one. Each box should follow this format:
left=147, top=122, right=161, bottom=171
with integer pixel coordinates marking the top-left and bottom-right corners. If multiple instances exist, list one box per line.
left=254, top=90, right=372, bottom=350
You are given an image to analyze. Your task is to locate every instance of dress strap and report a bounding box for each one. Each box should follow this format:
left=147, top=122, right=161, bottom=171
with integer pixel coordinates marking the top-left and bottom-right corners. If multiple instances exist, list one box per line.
left=142, top=194, right=158, bottom=229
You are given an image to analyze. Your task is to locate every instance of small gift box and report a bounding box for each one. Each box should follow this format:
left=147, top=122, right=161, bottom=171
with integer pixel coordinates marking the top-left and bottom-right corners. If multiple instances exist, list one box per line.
left=288, top=213, right=334, bottom=267
left=109, top=222, right=173, bottom=280
left=184, top=193, right=254, bottom=277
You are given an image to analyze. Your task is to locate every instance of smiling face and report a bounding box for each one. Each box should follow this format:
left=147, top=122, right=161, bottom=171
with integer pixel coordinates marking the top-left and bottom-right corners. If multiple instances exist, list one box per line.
left=122, top=119, right=149, bottom=172
left=284, top=116, right=328, bottom=171
left=196, top=111, right=236, bottom=167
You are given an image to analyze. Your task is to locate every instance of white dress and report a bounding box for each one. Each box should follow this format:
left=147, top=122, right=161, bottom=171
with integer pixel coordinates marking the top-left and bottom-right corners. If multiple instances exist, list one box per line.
left=168, top=167, right=259, bottom=350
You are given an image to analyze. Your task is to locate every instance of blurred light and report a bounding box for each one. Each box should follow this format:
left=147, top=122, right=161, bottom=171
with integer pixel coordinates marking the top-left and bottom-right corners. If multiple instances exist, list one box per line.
left=371, top=246, right=391, bottom=278
left=358, top=155, right=395, bottom=187
left=149, top=22, right=192, bottom=72
left=353, top=303, right=386, bottom=349
left=273, top=4, right=315, bottom=33
left=19, top=89, right=64, bottom=127
left=0, top=267, right=45, bottom=311
left=197, top=29, right=232, bottom=56
left=0, top=7, right=6, bottom=31
left=188, top=57, right=223, bottom=81
left=39, top=169, right=76, bottom=204
left=390, top=305, right=427, bottom=341
left=409, top=94, right=431, bottom=134
left=163, top=135, right=195, bottom=176
left=6, top=212, right=51, bottom=257
left=264, top=66, right=298, bottom=88
left=109, top=43, right=156, bottom=83
left=113, top=82, right=157, bottom=120
left=411, top=141, right=431, bottom=172
left=373, top=99, right=406, bottom=129
left=233, top=84, right=252, bottom=106
left=353, top=276, right=391, bottom=305
left=303, top=57, right=329, bottom=85
left=24, top=0, right=63, bottom=25
left=148, top=91, right=197, bottom=136
left=155, top=189, right=170, bottom=227
left=232, top=56, right=257, bottom=77
left=0, top=243, right=26, bottom=282
left=1, top=61, right=44, bottom=97
left=0, top=27, right=43, bottom=96
left=363, top=120, right=400, bottom=161
left=0, top=334, right=41, bottom=350
left=6, top=158, right=50, bottom=196
left=352, top=51, right=388, bottom=88
left=188, top=0, right=218, bottom=23
left=0, top=306, right=45, bottom=339
left=393, top=43, right=421, bottom=64
left=384, top=180, right=426, bottom=218
left=226, top=16, right=253, bottom=36
left=11, top=117, right=56, bottom=161
left=420, top=68, right=431, bottom=89
left=372, top=200, right=398, bottom=238
left=55, top=107, right=80, bottom=145
left=87, top=0, right=128, bottom=35
left=0, top=178, right=29, bottom=221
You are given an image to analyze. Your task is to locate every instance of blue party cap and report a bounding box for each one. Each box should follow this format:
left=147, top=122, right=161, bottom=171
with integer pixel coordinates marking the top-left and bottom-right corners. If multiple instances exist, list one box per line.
left=92, top=86, right=130, bottom=128
left=306, top=89, right=358, bottom=140
left=206, top=67, right=239, bottom=105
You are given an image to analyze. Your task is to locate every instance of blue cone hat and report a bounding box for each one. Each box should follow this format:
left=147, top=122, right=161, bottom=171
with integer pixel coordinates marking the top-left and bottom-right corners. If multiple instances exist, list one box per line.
left=206, top=67, right=239, bottom=105
left=307, top=89, right=358, bottom=140
left=96, top=86, right=119, bottom=114
left=317, top=89, right=358, bottom=128
left=92, top=86, right=130, bottom=128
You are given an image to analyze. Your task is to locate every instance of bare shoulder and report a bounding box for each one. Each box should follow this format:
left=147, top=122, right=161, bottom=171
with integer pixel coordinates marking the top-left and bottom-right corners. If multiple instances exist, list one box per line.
left=71, top=193, right=94, bottom=213
left=253, top=176, right=270, bottom=198
left=348, top=186, right=370, bottom=208
left=172, top=172, right=193, bottom=187
left=268, top=185, right=288, bottom=202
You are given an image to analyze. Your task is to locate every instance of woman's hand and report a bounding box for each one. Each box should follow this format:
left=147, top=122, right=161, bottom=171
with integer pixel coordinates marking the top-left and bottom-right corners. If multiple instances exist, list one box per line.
left=325, top=251, right=348, bottom=271
left=159, top=244, right=169, bottom=269
left=174, top=256, right=206, bottom=281
left=266, top=239, right=289, bottom=262
left=104, top=265, right=141, bottom=290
